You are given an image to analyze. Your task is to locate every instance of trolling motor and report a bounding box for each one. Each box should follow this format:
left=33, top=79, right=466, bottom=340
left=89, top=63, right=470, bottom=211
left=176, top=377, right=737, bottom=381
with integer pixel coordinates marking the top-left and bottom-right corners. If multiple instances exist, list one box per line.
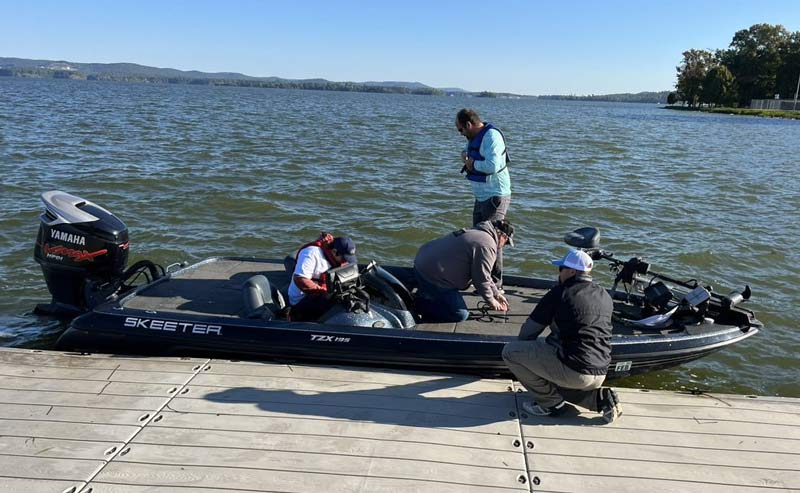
left=33, top=191, right=163, bottom=318
left=563, top=227, right=752, bottom=313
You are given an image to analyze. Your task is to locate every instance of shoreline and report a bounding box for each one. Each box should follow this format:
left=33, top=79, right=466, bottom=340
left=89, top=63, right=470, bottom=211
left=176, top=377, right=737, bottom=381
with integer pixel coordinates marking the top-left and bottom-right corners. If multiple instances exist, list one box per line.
left=664, top=105, right=800, bottom=120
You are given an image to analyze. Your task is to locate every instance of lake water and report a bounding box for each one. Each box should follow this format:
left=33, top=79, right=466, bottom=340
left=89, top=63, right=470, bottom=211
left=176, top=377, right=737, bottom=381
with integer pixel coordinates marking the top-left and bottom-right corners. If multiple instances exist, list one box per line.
left=1, top=77, right=798, bottom=397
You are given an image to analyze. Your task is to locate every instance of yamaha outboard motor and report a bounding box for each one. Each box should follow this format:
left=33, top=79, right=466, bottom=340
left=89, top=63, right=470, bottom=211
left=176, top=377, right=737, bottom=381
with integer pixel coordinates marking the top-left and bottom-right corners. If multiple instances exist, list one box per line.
left=34, top=191, right=131, bottom=317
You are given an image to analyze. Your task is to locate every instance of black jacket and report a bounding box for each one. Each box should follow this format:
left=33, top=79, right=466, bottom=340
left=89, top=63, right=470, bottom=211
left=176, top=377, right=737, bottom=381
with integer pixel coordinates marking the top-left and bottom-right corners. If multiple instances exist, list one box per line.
left=529, top=274, right=613, bottom=375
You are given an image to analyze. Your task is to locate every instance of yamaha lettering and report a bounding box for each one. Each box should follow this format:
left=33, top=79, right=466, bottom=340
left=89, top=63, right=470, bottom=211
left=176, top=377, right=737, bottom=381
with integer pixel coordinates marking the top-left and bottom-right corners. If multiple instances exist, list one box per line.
left=124, top=317, right=222, bottom=335
left=51, top=229, right=87, bottom=246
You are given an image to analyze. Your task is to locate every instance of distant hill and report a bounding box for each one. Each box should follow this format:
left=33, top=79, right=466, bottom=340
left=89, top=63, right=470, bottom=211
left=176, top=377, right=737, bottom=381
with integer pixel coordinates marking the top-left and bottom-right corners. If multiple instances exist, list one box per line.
left=0, top=57, right=502, bottom=96
left=538, top=91, right=672, bottom=104
left=0, top=57, right=447, bottom=95
left=0, top=57, right=267, bottom=80
left=363, top=80, right=434, bottom=90
left=1, top=57, right=662, bottom=101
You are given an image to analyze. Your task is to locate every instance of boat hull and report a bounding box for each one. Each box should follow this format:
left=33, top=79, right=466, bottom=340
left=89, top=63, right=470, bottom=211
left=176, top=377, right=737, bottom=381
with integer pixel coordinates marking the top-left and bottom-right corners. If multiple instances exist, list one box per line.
left=59, top=305, right=758, bottom=379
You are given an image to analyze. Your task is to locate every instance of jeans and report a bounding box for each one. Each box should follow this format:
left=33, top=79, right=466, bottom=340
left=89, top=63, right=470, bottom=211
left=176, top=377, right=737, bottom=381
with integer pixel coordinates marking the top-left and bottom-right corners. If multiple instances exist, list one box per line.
left=413, top=270, right=469, bottom=323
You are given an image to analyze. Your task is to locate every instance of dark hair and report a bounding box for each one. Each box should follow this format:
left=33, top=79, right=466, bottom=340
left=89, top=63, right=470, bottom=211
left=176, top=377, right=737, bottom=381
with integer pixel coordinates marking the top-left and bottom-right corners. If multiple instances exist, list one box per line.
left=456, top=108, right=481, bottom=126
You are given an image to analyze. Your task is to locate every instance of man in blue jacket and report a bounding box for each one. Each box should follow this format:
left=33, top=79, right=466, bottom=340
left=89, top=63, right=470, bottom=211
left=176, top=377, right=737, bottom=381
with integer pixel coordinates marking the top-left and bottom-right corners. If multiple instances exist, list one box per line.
left=455, top=108, right=512, bottom=226
left=456, top=108, right=512, bottom=289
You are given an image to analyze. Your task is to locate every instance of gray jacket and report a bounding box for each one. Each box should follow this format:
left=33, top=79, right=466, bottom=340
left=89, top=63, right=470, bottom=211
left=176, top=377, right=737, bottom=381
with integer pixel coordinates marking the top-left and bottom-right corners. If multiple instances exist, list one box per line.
left=413, top=221, right=501, bottom=302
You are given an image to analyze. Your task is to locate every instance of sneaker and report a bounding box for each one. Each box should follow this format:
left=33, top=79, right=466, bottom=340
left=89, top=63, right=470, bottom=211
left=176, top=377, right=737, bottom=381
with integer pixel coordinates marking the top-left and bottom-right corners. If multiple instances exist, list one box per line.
left=522, top=400, right=567, bottom=417
left=598, top=387, right=622, bottom=423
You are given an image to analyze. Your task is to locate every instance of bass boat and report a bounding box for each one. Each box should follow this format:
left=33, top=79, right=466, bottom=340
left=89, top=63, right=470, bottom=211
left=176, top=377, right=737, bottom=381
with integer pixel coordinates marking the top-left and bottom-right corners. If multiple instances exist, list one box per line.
left=34, top=191, right=762, bottom=379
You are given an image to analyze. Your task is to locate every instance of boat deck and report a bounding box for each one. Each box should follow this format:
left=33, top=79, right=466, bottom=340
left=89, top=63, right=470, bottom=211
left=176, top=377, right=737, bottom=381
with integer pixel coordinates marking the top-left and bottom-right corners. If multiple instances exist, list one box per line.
left=123, top=258, right=543, bottom=335
left=122, top=258, right=689, bottom=337
left=1, top=347, right=797, bottom=492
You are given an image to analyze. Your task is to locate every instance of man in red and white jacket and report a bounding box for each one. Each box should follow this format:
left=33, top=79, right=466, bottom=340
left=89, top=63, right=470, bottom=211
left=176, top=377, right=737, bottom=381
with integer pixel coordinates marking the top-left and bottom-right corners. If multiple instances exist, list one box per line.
left=288, top=232, right=357, bottom=321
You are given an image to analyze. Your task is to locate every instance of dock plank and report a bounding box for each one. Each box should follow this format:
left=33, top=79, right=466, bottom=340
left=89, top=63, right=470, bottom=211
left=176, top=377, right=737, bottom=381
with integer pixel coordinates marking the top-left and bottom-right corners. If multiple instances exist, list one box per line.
left=0, top=455, right=99, bottom=481
left=112, top=442, right=525, bottom=487
left=0, top=388, right=170, bottom=410
left=131, top=426, right=521, bottom=468
left=165, top=397, right=520, bottom=435
left=175, top=384, right=517, bottom=421
left=527, top=454, right=799, bottom=490
left=525, top=472, right=794, bottom=493
left=147, top=411, right=517, bottom=450
left=90, top=462, right=527, bottom=492
left=0, top=419, right=138, bottom=443
left=530, top=436, right=796, bottom=471
left=201, top=360, right=511, bottom=392
left=0, top=362, right=198, bottom=386
left=527, top=424, right=800, bottom=454
left=0, top=477, right=78, bottom=493
left=0, top=348, right=207, bottom=372
left=0, top=436, right=118, bottom=459
left=0, top=362, right=115, bottom=380
left=0, top=403, right=152, bottom=425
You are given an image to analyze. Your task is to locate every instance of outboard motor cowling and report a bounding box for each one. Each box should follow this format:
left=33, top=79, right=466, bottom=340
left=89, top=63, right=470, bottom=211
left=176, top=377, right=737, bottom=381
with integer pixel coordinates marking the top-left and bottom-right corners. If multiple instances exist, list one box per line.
left=34, top=191, right=129, bottom=316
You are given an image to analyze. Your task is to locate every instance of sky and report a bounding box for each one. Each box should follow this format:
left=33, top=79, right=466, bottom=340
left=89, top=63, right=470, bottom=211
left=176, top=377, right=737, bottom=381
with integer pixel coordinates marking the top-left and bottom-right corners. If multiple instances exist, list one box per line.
left=3, top=0, right=800, bottom=95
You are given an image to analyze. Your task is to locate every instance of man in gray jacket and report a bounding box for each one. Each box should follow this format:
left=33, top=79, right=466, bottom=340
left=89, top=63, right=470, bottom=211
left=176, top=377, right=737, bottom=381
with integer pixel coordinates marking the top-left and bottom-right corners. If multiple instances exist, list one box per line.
left=413, top=220, right=514, bottom=322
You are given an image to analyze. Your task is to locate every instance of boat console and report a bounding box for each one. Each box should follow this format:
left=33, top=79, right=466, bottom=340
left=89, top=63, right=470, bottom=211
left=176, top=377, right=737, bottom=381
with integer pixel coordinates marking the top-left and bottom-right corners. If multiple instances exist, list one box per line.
left=327, top=263, right=361, bottom=292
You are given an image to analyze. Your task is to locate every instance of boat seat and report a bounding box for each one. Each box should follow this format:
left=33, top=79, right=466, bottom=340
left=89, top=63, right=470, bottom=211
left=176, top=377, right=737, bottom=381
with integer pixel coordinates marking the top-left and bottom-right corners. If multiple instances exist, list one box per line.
left=242, top=274, right=285, bottom=320
left=283, top=255, right=296, bottom=274
left=564, top=227, right=600, bottom=249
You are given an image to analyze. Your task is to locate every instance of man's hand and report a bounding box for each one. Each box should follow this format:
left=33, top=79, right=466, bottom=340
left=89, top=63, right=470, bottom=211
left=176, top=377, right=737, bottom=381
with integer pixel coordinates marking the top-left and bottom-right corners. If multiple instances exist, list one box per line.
left=464, top=156, right=475, bottom=172
left=489, top=296, right=509, bottom=312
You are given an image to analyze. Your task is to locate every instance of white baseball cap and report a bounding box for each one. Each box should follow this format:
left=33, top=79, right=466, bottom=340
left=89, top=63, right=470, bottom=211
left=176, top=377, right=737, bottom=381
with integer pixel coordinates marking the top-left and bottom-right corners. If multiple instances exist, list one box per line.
left=551, top=249, right=593, bottom=272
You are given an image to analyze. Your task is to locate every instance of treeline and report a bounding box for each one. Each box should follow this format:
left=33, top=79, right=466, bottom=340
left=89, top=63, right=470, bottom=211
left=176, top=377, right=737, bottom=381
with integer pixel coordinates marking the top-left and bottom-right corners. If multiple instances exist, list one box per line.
left=672, top=23, right=800, bottom=107
left=0, top=67, right=85, bottom=79
left=0, top=67, right=444, bottom=96
left=539, top=91, right=670, bottom=103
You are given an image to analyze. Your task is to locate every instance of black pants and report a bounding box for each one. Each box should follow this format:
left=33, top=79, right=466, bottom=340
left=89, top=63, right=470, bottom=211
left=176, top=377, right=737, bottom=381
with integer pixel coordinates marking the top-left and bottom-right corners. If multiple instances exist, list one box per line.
left=290, top=295, right=334, bottom=322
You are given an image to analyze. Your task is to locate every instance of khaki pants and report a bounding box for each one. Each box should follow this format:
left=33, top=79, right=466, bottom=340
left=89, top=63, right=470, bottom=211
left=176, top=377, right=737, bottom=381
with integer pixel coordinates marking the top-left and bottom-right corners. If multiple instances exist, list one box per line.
left=502, top=339, right=605, bottom=409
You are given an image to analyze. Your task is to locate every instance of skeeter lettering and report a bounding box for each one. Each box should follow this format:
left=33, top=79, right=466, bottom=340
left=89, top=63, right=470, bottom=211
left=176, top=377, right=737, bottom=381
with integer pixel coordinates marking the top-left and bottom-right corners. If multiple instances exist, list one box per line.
left=124, top=317, right=222, bottom=335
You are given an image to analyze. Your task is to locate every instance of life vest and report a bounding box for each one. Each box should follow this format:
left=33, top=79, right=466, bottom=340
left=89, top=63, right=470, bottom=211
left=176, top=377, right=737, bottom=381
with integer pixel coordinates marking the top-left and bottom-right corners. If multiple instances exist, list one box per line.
left=465, top=123, right=510, bottom=183
left=295, top=239, right=343, bottom=290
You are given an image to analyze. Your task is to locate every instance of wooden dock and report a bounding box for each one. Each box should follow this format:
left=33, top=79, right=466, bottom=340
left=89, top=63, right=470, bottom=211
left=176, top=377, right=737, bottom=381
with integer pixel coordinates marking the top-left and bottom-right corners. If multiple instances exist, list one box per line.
left=0, top=347, right=797, bottom=492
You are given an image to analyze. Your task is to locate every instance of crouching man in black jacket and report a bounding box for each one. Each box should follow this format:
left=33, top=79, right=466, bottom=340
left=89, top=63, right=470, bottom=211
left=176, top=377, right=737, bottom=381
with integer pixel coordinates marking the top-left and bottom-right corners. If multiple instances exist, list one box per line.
left=502, top=249, right=622, bottom=423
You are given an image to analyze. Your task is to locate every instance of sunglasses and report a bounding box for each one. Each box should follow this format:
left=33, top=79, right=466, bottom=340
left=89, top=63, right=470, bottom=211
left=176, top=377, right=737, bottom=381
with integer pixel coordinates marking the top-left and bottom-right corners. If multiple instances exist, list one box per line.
left=456, top=126, right=465, bottom=134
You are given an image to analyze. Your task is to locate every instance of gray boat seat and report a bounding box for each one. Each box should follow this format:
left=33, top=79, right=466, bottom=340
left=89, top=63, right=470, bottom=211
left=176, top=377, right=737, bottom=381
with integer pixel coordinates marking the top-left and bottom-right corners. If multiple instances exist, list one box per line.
left=243, top=274, right=286, bottom=320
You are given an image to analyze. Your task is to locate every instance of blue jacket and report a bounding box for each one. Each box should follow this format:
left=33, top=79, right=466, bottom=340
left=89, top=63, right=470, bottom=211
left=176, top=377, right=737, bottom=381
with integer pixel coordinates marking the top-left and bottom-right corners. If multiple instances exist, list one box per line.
left=463, top=123, right=512, bottom=201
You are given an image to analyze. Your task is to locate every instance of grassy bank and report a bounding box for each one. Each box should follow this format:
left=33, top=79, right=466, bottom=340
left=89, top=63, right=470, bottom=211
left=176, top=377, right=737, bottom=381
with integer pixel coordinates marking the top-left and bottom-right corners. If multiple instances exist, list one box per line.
left=664, top=105, right=800, bottom=120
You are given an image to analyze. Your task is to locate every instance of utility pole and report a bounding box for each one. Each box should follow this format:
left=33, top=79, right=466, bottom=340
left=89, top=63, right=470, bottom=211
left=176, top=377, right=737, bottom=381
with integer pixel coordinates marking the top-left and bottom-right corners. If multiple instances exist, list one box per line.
left=794, top=71, right=800, bottom=111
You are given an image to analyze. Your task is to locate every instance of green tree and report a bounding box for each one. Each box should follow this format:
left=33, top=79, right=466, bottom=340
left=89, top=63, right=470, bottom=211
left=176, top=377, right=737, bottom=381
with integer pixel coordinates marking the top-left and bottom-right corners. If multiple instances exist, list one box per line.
left=719, top=24, right=791, bottom=106
left=667, top=92, right=678, bottom=104
left=702, top=65, right=738, bottom=107
left=676, top=49, right=715, bottom=107
left=776, top=31, right=800, bottom=103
